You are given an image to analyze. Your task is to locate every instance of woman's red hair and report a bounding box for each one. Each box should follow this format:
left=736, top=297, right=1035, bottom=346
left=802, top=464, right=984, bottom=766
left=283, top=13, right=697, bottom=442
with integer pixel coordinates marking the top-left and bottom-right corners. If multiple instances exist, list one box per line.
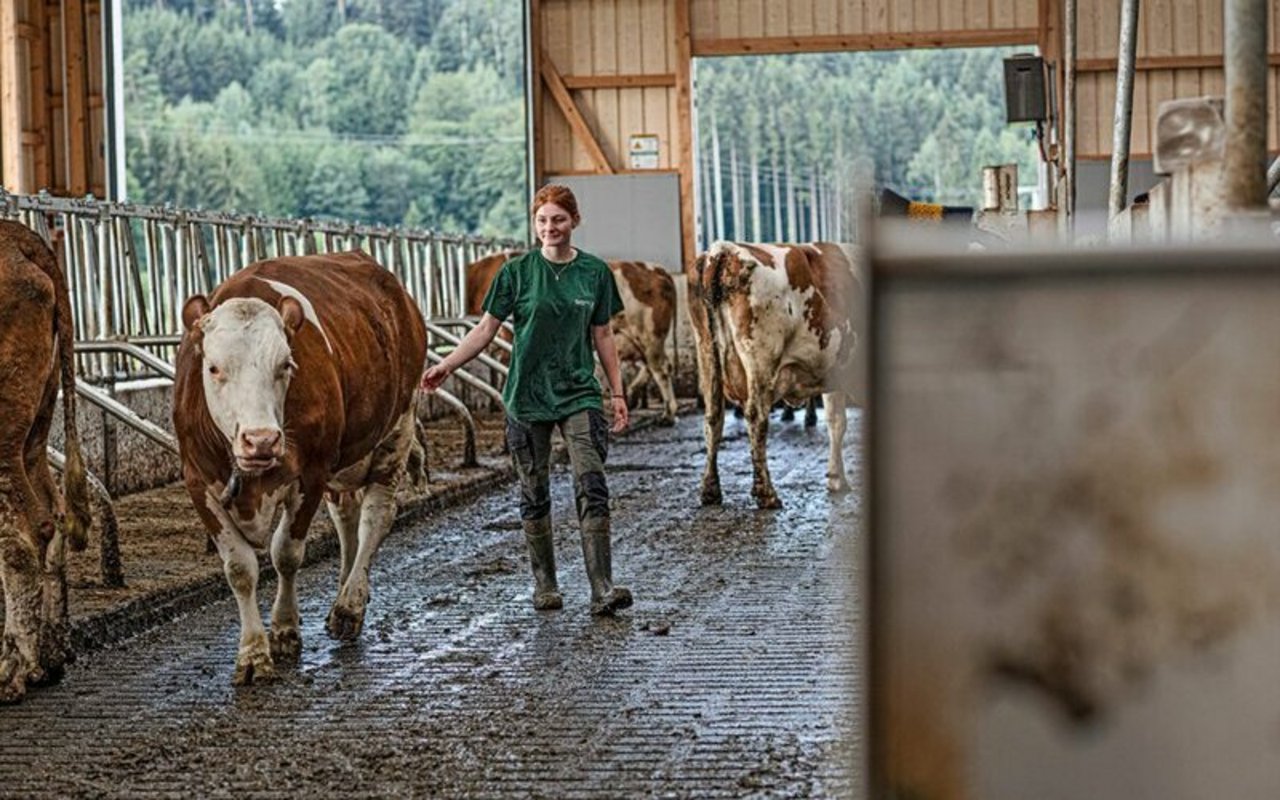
left=531, top=184, right=580, bottom=220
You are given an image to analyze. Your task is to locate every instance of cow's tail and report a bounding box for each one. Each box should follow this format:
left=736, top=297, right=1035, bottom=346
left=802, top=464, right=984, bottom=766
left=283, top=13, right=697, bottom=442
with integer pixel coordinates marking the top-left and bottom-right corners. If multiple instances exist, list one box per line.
left=695, top=242, right=737, bottom=403
left=48, top=236, right=92, bottom=551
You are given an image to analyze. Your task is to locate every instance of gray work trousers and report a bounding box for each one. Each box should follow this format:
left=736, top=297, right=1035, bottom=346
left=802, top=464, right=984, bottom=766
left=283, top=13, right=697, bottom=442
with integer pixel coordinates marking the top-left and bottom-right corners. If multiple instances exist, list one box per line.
left=505, top=408, right=611, bottom=523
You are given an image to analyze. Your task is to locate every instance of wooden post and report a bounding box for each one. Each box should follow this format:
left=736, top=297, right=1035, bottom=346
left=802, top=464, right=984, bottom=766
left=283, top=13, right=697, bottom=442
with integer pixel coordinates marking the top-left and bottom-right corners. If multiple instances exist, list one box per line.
left=62, top=0, right=90, bottom=196
left=1, top=0, right=24, bottom=191
left=675, top=0, right=695, bottom=273
left=526, top=0, right=543, bottom=215
left=31, top=0, right=51, bottom=191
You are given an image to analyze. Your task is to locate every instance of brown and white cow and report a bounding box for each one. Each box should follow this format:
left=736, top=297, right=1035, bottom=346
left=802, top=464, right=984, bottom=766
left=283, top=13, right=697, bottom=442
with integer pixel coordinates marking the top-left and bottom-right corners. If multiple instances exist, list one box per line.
left=173, top=251, right=427, bottom=685
left=0, top=220, right=92, bottom=702
left=689, top=241, right=863, bottom=509
left=466, top=251, right=680, bottom=423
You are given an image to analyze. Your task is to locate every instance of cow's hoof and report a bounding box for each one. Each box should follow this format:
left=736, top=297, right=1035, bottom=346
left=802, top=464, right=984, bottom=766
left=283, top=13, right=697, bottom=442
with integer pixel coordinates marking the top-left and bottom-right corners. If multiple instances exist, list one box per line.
left=0, top=674, right=26, bottom=704
left=232, top=650, right=276, bottom=686
left=326, top=605, right=365, bottom=641
left=753, top=491, right=783, bottom=510
left=269, top=628, right=302, bottom=662
left=700, top=485, right=723, bottom=506
left=0, top=648, right=31, bottom=704
left=657, top=415, right=676, bottom=428
left=827, top=475, right=851, bottom=494
left=36, top=624, right=72, bottom=685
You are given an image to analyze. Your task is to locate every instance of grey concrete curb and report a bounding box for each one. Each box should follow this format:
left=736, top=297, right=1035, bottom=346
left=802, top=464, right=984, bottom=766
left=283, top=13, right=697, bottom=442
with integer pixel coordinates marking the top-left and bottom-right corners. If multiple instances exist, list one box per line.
left=68, top=409, right=682, bottom=655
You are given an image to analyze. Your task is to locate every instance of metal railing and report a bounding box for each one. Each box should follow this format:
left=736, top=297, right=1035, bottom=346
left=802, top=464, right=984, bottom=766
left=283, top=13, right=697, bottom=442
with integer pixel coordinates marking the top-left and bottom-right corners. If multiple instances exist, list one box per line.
left=0, top=190, right=521, bottom=382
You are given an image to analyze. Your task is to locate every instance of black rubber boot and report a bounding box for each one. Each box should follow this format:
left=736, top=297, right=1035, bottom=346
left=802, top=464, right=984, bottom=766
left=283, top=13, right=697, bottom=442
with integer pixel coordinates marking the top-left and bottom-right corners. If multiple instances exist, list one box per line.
left=581, top=518, right=633, bottom=616
left=523, top=518, right=563, bottom=611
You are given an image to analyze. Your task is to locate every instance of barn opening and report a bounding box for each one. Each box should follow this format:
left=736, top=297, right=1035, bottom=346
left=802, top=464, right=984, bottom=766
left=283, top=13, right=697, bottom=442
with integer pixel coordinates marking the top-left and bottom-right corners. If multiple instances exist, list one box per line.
left=690, top=46, right=1044, bottom=250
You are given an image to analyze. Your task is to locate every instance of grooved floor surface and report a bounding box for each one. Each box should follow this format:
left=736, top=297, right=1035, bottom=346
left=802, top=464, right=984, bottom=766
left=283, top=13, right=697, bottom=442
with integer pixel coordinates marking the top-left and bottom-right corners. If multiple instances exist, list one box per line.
left=0, top=411, right=863, bottom=798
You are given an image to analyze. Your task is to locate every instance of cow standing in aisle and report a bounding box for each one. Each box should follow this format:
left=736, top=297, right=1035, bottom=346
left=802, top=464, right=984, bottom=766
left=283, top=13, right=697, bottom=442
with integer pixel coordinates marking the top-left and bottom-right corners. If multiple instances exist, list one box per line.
left=0, top=220, right=92, bottom=702
left=466, top=251, right=680, bottom=424
left=173, top=251, right=426, bottom=685
left=689, top=241, right=863, bottom=509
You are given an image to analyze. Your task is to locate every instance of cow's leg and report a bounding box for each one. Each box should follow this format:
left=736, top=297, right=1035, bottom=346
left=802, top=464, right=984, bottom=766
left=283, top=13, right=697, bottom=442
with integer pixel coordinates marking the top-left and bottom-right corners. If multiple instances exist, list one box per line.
left=823, top=392, right=850, bottom=493
left=693, top=330, right=725, bottom=505
left=625, top=364, right=650, bottom=410
left=327, top=410, right=414, bottom=641
left=0, top=486, right=43, bottom=704
left=25, top=392, right=73, bottom=683
left=745, top=379, right=782, bottom=510
left=645, top=348, right=679, bottom=426
left=325, top=491, right=361, bottom=590
left=268, top=488, right=309, bottom=662
left=213, top=531, right=274, bottom=685
left=805, top=396, right=820, bottom=428
left=36, top=511, right=69, bottom=687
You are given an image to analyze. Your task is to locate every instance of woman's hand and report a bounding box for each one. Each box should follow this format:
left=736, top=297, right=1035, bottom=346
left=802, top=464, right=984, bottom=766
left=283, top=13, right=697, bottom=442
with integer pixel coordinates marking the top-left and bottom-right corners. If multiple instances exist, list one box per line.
left=610, top=394, right=629, bottom=433
left=420, top=362, right=452, bottom=392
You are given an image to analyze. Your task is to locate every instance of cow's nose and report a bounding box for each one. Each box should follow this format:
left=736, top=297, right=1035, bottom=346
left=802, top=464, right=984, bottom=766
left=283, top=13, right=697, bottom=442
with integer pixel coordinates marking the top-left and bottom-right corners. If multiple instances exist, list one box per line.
left=239, top=428, right=282, bottom=457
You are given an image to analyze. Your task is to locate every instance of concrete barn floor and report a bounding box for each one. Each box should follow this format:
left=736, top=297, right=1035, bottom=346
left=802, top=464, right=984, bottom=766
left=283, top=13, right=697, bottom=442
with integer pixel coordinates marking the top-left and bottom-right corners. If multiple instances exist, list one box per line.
left=0, top=407, right=863, bottom=798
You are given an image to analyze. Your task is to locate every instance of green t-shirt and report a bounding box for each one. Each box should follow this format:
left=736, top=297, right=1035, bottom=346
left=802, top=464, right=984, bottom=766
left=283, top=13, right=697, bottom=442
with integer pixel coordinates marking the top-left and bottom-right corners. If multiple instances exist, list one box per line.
left=482, top=249, right=625, bottom=422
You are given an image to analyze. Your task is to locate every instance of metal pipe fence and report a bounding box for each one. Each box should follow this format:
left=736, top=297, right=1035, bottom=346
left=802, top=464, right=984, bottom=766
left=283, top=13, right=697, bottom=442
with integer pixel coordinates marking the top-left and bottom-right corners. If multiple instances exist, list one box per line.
left=0, top=190, right=521, bottom=383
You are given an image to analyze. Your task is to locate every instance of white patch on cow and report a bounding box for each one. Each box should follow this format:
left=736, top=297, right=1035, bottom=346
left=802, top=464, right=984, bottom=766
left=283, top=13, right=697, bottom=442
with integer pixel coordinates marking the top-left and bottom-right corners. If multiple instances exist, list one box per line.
left=752, top=243, right=794, bottom=272
left=199, top=298, right=296, bottom=464
left=203, top=480, right=297, bottom=551
left=258, top=277, right=334, bottom=354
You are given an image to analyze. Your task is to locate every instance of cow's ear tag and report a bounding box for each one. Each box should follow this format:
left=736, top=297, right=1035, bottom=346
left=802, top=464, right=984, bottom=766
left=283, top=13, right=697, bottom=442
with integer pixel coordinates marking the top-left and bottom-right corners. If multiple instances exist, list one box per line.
left=182, top=295, right=210, bottom=332
left=279, top=297, right=306, bottom=339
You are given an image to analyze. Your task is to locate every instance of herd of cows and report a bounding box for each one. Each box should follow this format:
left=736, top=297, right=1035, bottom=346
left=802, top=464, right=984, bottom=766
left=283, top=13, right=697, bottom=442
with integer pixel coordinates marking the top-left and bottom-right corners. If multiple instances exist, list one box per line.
left=0, top=216, right=867, bottom=699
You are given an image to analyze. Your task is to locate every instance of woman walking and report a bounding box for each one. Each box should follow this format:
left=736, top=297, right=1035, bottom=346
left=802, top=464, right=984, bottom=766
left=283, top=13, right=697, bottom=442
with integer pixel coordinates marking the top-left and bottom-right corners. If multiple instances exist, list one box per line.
left=420, top=185, right=633, bottom=615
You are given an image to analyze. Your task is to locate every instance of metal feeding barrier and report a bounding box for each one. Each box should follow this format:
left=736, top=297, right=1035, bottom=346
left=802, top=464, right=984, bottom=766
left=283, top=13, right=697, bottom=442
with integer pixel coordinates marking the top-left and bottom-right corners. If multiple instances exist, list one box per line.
left=0, top=190, right=520, bottom=383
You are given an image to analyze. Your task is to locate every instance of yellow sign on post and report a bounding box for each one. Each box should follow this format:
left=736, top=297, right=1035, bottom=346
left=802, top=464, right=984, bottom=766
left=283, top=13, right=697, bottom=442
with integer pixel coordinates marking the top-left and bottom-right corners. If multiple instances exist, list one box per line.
left=628, top=134, right=660, bottom=169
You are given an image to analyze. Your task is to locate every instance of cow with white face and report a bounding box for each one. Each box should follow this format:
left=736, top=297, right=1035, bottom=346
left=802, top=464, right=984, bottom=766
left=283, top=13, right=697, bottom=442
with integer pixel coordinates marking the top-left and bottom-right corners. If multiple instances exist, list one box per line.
left=173, top=251, right=427, bottom=685
left=689, top=241, right=864, bottom=509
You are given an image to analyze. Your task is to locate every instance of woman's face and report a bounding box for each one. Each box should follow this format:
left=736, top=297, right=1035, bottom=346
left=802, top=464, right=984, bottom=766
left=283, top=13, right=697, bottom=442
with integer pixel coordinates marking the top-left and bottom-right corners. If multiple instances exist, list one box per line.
left=534, top=202, right=577, bottom=246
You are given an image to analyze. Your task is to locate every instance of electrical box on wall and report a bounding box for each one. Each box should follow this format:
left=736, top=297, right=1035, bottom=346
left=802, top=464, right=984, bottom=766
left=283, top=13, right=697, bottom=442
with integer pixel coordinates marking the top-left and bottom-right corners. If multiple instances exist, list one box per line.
left=1003, top=54, right=1047, bottom=123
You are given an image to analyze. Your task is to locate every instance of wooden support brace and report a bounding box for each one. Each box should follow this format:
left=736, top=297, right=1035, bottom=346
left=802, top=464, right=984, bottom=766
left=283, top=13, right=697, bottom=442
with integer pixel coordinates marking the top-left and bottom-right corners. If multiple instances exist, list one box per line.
left=540, top=47, right=614, bottom=175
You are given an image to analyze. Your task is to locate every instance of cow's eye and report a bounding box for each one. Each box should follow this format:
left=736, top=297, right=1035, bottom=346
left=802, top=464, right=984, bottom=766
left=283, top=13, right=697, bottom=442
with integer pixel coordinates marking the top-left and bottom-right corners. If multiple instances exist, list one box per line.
left=208, top=364, right=221, bottom=378
left=279, top=360, right=296, bottom=379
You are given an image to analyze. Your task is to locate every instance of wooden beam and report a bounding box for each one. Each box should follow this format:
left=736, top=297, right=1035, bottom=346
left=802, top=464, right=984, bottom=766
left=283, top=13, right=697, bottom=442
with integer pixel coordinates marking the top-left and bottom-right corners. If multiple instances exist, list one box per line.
left=1077, top=54, right=1280, bottom=72
left=63, top=0, right=90, bottom=195
left=561, top=73, right=677, bottom=90
left=31, top=0, right=50, bottom=190
left=529, top=0, right=543, bottom=194
left=691, top=28, right=1039, bottom=56
left=539, top=46, right=614, bottom=174
left=0, top=0, right=23, bottom=191
left=675, top=0, right=695, bottom=273
left=545, top=168, right=680, bottom=177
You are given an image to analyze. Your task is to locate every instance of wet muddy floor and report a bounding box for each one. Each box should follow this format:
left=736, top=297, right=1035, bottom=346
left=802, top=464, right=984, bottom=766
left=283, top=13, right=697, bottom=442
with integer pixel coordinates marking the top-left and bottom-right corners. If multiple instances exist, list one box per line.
left=0, top=410, right=863, bottom=798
